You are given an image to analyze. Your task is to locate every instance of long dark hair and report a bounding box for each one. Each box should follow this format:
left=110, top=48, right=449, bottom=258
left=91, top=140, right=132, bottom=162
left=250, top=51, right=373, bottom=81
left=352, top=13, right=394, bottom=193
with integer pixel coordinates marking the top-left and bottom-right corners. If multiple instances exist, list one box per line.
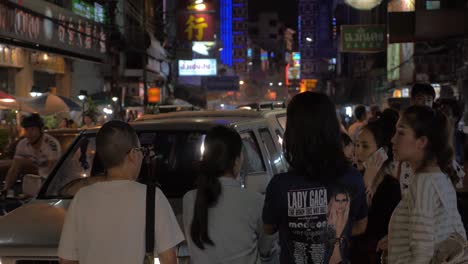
left=362, top=108, right=399, bottom=163
left=401, top=105, right=457, bottom=184
left=284, top=92, right=349, bottom=183
left=190, top=126, right=242, bottom=249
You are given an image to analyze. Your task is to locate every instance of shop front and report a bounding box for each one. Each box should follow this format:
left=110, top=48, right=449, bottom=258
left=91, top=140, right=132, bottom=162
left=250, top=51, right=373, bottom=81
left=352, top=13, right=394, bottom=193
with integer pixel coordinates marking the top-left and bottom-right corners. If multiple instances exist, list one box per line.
left=0, top=0, right=108, bottom=98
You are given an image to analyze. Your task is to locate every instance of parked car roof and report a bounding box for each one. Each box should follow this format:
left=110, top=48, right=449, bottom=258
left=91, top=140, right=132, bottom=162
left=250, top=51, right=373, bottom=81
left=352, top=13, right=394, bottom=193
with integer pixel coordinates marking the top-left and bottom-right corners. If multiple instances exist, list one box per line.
left=136, top=109, right=269, bottom=121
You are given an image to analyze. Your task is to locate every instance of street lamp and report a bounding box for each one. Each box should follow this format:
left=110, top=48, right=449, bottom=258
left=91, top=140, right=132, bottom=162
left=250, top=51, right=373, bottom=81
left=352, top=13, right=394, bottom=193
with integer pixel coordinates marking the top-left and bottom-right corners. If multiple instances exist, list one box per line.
left=345, top=0, right=382, bottom=10
left=78, top=90, right=88, bottom=125
left=112, top=96, right=118, bottom=102
left=78, top=90, right=88, bottom=101
left=30, top=85, right=43, bottom=97
left=239, top=80, right=245, bottom=85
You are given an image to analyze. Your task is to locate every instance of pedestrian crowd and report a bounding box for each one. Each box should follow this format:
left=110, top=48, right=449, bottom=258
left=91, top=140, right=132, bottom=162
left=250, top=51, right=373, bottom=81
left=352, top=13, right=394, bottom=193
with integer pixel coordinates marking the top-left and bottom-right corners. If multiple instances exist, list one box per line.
left=43, top=83, right=467, bottom=264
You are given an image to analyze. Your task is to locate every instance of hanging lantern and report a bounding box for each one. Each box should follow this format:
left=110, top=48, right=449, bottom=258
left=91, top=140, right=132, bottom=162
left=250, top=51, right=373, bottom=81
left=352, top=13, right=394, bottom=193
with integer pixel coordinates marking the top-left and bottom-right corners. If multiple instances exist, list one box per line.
left=345, top=0, right=383, bottom=10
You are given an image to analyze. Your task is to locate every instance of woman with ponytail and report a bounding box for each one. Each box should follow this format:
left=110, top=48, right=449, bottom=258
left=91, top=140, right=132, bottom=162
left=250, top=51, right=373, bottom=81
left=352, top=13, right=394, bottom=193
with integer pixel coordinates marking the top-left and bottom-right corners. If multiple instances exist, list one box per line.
left=183, top=126, right=277, bottom=264
left=386, top=105, right=466, bottom=263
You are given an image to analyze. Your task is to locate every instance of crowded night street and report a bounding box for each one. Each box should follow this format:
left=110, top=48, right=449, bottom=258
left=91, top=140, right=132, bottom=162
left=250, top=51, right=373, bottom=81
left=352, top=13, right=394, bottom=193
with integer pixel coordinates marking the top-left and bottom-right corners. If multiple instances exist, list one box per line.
left=0, top=0, right=467, bottom=263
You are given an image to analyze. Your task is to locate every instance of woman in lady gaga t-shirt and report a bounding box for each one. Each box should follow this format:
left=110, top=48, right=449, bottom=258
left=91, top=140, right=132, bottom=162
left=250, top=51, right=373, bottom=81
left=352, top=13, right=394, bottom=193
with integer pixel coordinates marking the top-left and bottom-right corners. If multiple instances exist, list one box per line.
left=262, top=92, right=368, bottom=264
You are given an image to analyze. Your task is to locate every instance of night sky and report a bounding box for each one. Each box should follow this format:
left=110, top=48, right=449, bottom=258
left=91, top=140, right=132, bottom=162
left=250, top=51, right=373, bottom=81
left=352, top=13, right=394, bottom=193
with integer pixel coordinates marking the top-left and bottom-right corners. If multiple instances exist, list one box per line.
left=249, top=0, right=298, bottom=30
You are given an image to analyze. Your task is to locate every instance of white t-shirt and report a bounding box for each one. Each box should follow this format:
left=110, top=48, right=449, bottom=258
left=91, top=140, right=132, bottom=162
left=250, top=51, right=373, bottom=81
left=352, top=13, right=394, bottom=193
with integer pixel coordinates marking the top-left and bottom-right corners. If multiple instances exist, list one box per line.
left=58, top=180, right=185, bottom=264
left=388, top=172, right=466, bottom=263
left=183, top=177, right=277, bottom=264
left=394, top=161, right=466, bottom=196
left=14, top=133, right=61, bottom=178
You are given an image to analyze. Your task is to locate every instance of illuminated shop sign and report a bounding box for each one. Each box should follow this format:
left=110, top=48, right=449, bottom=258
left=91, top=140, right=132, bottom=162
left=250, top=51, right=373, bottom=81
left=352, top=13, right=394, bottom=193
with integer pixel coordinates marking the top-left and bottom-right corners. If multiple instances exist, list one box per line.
left=0, top=0, right=106, bottom=60
left=177, top=0, right=215, bottom=42
left=178, top=59, right=217, bottom=76
left=72, top=0, right=106, bottom=23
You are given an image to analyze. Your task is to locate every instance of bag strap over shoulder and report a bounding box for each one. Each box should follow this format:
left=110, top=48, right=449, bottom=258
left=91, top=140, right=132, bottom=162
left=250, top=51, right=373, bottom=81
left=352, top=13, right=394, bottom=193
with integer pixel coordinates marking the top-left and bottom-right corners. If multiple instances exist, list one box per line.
left=145, top=184, right=156, bottom=260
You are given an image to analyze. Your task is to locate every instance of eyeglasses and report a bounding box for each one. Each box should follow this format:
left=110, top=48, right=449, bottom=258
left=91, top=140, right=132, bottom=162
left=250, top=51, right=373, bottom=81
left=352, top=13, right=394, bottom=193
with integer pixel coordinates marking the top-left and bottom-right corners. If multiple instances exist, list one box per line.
left=127, top=147, right=143, bottom=154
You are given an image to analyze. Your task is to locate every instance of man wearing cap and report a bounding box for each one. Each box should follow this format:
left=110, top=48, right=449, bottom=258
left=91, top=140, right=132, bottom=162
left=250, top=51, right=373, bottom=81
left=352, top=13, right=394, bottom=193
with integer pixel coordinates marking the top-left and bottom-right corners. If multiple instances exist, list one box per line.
left=1, top=114, right=61, bottom=194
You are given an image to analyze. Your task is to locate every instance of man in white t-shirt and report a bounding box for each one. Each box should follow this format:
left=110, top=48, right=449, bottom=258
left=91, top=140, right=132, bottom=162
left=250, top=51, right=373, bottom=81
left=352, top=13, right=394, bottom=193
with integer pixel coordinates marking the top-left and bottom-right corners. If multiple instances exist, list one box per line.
left=58, top=121, right=184, bottom=264
left=1, top=114, right=61, bottom=194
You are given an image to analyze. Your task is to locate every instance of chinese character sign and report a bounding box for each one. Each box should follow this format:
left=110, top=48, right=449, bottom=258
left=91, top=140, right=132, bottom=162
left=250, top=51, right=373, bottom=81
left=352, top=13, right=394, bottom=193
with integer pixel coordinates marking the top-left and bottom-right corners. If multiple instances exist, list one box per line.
left=0, top=0, right=106, bottom=61
left=178, top=13, right=214, bottom=42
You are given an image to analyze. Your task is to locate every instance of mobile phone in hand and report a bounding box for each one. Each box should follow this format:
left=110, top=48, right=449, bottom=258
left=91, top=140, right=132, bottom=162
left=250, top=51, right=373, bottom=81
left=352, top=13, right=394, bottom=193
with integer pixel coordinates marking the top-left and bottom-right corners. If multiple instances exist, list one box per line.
left=363, top=147, right=388, bottom=168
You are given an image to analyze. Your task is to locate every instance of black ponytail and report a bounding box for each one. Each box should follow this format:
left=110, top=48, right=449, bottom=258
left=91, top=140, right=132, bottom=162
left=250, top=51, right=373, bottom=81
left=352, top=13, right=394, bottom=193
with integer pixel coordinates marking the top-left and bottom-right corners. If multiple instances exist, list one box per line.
left=190, top=126, right=242, bottom=249
left=433, top=110, right=458, bottom=185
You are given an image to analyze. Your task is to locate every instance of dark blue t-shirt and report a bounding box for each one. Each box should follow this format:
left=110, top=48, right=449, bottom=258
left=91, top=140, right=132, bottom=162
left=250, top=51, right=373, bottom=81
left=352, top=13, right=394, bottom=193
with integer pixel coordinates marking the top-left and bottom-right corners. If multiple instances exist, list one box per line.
left=262, top=167, right=368, bottom=264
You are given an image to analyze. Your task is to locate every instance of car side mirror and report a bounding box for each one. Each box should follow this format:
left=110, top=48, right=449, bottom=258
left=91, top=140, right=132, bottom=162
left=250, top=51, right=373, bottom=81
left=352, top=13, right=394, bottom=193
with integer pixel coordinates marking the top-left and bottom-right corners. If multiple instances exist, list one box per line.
left=22, top=174, right=43, bottom=198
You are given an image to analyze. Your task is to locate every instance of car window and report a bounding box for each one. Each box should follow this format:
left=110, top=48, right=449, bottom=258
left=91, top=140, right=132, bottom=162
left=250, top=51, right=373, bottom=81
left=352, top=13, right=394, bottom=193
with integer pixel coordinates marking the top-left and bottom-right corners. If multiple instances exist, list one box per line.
left=240, top=131, right=266, bottom=174
left=138, top=131, right=205, bottom=198
left=276, top=114, right=286, bottom=131
left=46, top=136, right=97, bottom=196
left=258, top=128, right=279, bottom=175
left=43, top=131, right=206, bottom=199
left=50, top=133, right=78, bottom=152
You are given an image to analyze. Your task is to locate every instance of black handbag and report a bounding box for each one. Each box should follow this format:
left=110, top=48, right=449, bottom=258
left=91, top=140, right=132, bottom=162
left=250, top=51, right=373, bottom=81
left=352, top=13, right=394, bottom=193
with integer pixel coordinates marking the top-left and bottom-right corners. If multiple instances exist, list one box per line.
left=144, top=183, right=156, bottom=264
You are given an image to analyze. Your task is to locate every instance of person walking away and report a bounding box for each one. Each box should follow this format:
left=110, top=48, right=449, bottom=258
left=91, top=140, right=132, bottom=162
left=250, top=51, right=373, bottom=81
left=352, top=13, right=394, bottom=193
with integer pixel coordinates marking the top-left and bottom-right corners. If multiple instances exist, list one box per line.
left=386, top=105, right=466, bottom=263
left=183, top=126, right=278, bottom=264
left=58, top=120, right=184, bottom=264
left=262, top=92, right=368, bottom=264
left=1, top=114, right=61, bottom=195
left=348, top=105, right=368, bottom=142
left=351, top=109, right=401, bottom=263
left=368, top=105, right=382, bottom=123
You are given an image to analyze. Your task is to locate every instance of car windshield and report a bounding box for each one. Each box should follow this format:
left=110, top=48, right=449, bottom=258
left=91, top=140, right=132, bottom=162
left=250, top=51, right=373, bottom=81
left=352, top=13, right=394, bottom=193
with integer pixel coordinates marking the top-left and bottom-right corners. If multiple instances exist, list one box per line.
left=42, top=131, right=206, bottom=199
left=41, top=128, right=267, bottom=199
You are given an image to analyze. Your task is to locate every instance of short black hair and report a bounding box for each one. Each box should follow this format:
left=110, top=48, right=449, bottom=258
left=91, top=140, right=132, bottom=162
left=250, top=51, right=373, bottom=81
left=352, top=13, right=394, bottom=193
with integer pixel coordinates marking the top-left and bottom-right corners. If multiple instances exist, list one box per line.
left=96, top=120, right=139, bottom=169
left=21, top=113, right=44, bottom=128
left=354, top=105, right=367, bottom=121
left=411, top=83, right=435, bottom=100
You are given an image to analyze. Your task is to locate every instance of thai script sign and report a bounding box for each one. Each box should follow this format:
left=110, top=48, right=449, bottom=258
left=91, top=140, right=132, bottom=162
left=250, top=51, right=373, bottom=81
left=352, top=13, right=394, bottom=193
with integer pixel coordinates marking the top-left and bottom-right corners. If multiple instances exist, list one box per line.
left=0, top=0, right=107, bottom=61
left=178, top=59, right=217, bottom=76
left=341, top=25, right=386, bottom=53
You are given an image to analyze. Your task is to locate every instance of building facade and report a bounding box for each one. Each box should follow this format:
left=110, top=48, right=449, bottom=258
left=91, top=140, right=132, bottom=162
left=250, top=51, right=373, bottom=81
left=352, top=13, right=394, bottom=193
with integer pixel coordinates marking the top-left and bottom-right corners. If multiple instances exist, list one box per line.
left=232, top=0, right=249, bottom=78
left=248, top=12, right=292, bottom=101
left=0, top=0, right=109, bottom=99
left=298, top=0, right=336, bottom=92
